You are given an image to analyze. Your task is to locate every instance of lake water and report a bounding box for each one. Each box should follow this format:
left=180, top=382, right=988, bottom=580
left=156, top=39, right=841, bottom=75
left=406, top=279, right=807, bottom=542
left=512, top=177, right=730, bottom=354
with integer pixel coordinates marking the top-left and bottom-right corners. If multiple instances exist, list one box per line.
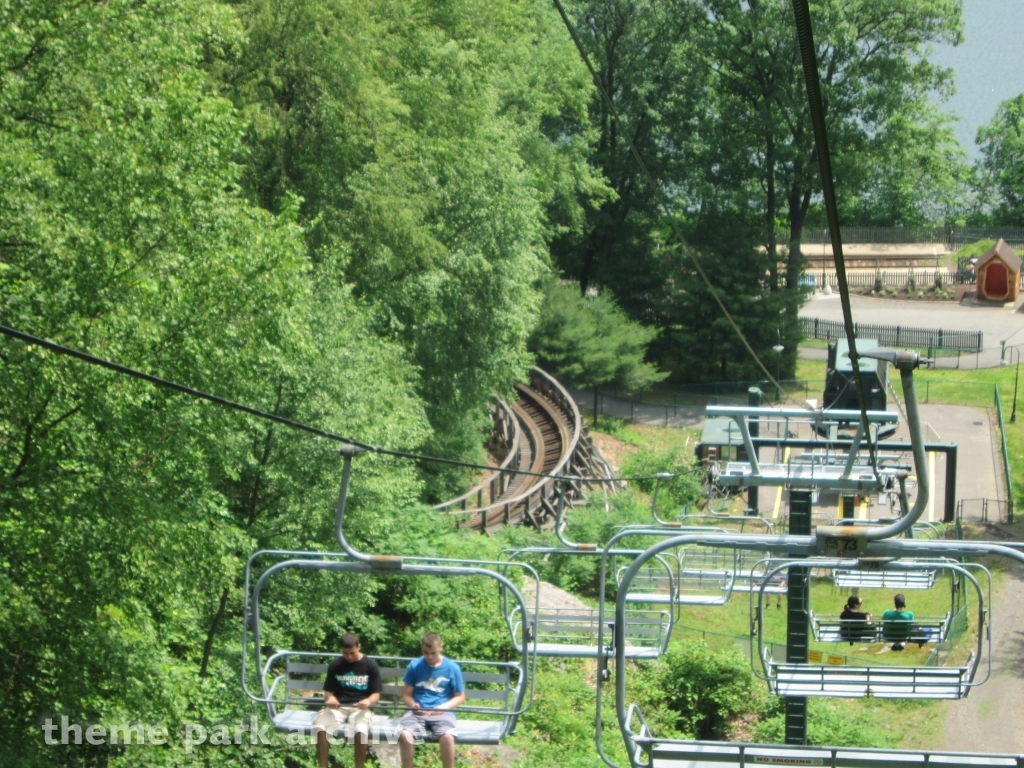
left=930, top=0, right=1024, bottom=158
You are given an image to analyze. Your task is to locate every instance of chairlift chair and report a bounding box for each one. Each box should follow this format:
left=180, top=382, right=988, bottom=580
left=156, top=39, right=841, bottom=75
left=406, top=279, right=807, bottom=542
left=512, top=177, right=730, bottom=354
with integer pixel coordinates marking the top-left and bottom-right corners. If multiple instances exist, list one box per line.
left=242, top=551, right=537, bottom=743
left=501, top=546, right=673, bottom=659
left=752, top=558, right=990, bottom=700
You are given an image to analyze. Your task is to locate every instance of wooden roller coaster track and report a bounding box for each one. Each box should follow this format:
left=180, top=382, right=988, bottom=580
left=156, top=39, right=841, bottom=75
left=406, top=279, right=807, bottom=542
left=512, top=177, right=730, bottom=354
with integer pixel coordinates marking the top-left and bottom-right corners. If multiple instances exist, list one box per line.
left=434, top=367, right=620, bottom=533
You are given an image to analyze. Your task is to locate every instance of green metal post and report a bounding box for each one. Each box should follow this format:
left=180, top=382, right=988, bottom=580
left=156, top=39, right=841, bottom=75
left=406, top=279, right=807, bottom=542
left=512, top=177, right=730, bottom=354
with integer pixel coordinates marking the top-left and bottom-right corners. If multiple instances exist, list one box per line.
left=747, top=387, right=762, bottom=515
left=785, top=490, right=812, bottom=745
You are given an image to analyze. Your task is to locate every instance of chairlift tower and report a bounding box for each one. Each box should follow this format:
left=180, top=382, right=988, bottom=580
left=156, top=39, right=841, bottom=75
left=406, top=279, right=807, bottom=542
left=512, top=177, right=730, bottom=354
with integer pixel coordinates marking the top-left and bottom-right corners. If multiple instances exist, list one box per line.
left=701, top=370, right=903, bottom=745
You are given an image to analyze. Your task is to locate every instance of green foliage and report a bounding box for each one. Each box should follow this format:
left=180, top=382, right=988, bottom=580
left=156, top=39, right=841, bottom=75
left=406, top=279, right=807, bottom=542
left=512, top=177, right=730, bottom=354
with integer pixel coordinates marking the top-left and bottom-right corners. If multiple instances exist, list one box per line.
left=591, top=415, right=645, bottom=447
left=754, top=698, right=896, bottom=748
left=955, top=238, right=997, bottom=259
left=223, top=0, right=609, bottom=498
left=509, top=660, right=624, bottom=767
left=530, top=281, right=667, bottom=393
left=977, top=94, right=1024, bottom=225
left=621, top=448, right=703, bottom=511
left=659, top=641, right=758, bottom=740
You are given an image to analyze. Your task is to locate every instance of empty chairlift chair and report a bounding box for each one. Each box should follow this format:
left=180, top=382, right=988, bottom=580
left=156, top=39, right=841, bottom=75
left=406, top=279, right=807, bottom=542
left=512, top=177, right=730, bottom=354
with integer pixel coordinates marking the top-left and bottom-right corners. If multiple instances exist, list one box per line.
left=242, top=551, right=535, bottom=743
left=502, top=547, right=672, bottom=659
left=615, top=546, right=735, bottom=607
left=755, top=559, right=990, bottom=700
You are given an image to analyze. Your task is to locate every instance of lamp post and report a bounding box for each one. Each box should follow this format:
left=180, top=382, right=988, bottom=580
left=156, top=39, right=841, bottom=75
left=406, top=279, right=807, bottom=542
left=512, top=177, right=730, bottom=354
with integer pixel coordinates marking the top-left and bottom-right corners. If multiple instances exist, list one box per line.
left=773, top=329, right=785, bottom=402
left=1000, top=346, right=1019, bottom=423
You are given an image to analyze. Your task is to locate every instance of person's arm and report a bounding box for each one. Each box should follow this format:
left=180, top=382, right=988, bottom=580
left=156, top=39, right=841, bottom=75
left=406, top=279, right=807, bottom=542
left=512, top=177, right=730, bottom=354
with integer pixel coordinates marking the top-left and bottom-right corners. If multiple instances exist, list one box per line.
left=356, top=690, right=380, bottom=709
left=434, top=691, right=465, bottom=712
left=403, top=684, right=422, bottom=714
left=323, top=670, right=341, bottom=708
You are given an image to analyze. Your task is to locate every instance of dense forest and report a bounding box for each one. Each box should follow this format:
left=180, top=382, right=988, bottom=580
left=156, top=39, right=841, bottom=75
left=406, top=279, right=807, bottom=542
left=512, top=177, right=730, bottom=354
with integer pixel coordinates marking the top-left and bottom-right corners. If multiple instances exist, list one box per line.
left=3, top=0, right=1024, bottom=766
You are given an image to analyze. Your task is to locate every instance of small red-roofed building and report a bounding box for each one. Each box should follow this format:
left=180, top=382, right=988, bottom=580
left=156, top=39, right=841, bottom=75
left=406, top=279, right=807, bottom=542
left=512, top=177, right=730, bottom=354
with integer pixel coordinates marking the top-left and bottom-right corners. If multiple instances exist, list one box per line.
left=976, top=239, right=1022, bottom=302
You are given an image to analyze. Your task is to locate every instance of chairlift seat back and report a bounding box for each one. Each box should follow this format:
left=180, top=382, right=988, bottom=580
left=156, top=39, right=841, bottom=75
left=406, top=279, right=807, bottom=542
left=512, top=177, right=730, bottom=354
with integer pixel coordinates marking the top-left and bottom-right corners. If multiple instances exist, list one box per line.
left=509, top=606, right=669, bottom=658
left=833, top=569, right=937, bottom=589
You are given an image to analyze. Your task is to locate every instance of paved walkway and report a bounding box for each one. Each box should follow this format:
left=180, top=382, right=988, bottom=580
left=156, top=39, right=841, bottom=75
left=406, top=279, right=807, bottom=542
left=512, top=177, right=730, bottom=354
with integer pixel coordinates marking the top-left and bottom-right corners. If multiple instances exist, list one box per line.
left=943, top=552, right=1024, bottom=753
left=801, top=292, right=1024, bottom=368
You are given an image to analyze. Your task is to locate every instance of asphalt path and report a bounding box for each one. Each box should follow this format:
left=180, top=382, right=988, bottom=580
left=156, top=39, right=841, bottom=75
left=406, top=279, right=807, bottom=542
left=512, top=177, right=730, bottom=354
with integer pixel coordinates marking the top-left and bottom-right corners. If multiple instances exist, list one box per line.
left=942, top=546, right=1024, bottom=754
left=800, top=292, right=1024, bottom=368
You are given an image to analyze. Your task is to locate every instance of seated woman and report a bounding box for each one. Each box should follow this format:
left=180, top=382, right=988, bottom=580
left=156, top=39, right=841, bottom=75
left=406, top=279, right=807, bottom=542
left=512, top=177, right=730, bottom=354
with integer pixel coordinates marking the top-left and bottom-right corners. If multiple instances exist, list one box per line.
left=839, top=595, right=873, bottom=644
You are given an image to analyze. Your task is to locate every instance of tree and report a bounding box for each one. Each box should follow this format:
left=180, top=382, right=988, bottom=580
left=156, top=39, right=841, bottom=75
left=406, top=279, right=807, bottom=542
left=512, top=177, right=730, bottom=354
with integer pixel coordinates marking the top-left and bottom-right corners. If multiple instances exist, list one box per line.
left=701, top=0, right=965, bottom=293
left=0, top=2, right=430, bottom=764
left=552, top=0, right=707, bottom=302
left=556, top=0, right=964, bottom=385
left=223, top=0, right=607, bottom=497
left=977, top=94, right=1024, bottom=225
left=530, top=281, right=666, bottom=423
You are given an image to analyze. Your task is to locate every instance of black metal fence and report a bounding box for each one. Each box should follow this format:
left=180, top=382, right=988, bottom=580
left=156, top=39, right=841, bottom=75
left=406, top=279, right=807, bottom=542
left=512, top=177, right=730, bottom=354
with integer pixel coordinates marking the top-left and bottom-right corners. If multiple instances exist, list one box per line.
left=800, top=317, right=983, bottom=352
left=949, top=227, right=1024, bottom=249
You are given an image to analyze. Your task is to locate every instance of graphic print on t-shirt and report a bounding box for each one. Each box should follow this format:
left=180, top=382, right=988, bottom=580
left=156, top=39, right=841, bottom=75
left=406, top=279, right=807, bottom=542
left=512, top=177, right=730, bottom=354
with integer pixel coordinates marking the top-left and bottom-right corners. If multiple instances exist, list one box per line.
left=337, top=672, right=370, bottom=691
left=414, top=676, right=451, bottom=695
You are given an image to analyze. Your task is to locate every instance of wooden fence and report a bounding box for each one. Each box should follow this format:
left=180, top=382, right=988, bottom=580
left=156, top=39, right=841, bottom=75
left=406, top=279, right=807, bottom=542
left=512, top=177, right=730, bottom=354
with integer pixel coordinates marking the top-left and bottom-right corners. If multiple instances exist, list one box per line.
left=781, top=225, right=1024, bottom=247
left=800, top=317, right=983, bottom=352
left=807, top=268, right=1024, bottom=289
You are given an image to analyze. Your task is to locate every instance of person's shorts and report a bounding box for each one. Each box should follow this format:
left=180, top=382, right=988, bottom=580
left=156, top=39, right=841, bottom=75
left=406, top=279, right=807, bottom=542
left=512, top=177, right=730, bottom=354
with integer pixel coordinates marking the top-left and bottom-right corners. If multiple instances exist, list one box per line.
left=399, top=710, right=457, bottom=742
left=312, top=706, right=373, bottom=738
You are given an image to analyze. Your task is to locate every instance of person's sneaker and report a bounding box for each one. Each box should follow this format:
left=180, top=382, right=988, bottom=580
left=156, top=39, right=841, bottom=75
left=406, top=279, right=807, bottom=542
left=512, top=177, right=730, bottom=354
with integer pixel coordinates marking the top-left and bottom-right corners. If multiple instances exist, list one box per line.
left=891, top=643, right=905, bottom=651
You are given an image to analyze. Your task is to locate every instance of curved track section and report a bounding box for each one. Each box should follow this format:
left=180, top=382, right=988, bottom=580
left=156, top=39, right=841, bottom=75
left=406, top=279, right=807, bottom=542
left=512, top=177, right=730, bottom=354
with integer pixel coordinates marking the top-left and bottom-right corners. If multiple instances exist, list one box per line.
left=435, top=367, right=620, bottom=533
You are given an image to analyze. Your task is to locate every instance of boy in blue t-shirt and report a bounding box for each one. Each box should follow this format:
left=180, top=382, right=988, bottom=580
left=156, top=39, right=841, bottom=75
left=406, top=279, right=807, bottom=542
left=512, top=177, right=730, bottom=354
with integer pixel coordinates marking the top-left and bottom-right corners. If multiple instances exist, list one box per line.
left=399, top=632, right=465, bottom=768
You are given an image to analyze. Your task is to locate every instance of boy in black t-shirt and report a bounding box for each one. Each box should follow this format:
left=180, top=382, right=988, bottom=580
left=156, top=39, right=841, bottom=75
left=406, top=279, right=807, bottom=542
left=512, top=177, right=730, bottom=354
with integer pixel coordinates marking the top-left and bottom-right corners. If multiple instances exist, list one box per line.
left=313, top=633, right=382, bottom=768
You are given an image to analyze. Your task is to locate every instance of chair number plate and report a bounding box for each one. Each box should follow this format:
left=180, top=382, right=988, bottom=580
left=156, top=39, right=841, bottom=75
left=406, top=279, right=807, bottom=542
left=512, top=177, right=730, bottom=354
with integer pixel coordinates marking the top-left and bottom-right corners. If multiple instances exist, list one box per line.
left=823, top=536, right=861, bottom=556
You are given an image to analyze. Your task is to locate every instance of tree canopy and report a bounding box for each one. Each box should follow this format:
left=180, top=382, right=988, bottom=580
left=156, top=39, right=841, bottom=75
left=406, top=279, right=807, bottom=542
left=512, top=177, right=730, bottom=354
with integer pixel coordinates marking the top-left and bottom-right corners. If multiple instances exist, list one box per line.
left=977, top=94, right=1024, bottom=225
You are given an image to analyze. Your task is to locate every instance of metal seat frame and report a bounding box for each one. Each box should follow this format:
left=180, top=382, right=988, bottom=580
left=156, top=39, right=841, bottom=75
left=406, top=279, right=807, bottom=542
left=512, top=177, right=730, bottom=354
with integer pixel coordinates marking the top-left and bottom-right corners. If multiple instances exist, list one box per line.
left=242, top=551, right=540, bottom=741
left=501, top=546, right=675, bottom=659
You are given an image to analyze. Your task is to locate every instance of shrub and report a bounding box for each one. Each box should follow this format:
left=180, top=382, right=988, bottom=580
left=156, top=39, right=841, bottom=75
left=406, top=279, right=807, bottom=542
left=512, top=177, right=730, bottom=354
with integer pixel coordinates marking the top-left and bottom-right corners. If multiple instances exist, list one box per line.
left=660, top=641, right=759, bottom=740
left=622, top=447, right=704, bottom=510
left=917, top=291, right=924, bottom=298
left=870, top=290, right=876, bottom=296
left=754, top=698, right=896, bottom=748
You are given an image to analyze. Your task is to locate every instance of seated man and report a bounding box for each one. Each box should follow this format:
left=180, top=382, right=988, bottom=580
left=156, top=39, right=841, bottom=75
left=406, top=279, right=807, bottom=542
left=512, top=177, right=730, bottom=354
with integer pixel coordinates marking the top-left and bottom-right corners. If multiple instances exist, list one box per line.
left=313, top=633, right=382, bottom=768
left=881, top=593, right=915, bottom=651
left=399, top=632, right=466, bottom=768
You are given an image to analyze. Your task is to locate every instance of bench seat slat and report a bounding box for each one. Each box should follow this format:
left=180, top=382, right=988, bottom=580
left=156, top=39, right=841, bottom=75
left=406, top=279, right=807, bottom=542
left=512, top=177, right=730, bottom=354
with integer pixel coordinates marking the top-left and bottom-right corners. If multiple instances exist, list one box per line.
left=271, top=711, right=505, bottom=745
left=770, top=662, right=968, bottom=699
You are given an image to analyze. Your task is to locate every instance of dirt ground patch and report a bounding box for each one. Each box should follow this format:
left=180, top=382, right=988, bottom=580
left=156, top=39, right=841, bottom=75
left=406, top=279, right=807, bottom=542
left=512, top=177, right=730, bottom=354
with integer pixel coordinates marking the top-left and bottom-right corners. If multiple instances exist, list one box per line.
left=587, top=430, right=639, bottom=477
left=521, top=579, right=593, bottom=612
